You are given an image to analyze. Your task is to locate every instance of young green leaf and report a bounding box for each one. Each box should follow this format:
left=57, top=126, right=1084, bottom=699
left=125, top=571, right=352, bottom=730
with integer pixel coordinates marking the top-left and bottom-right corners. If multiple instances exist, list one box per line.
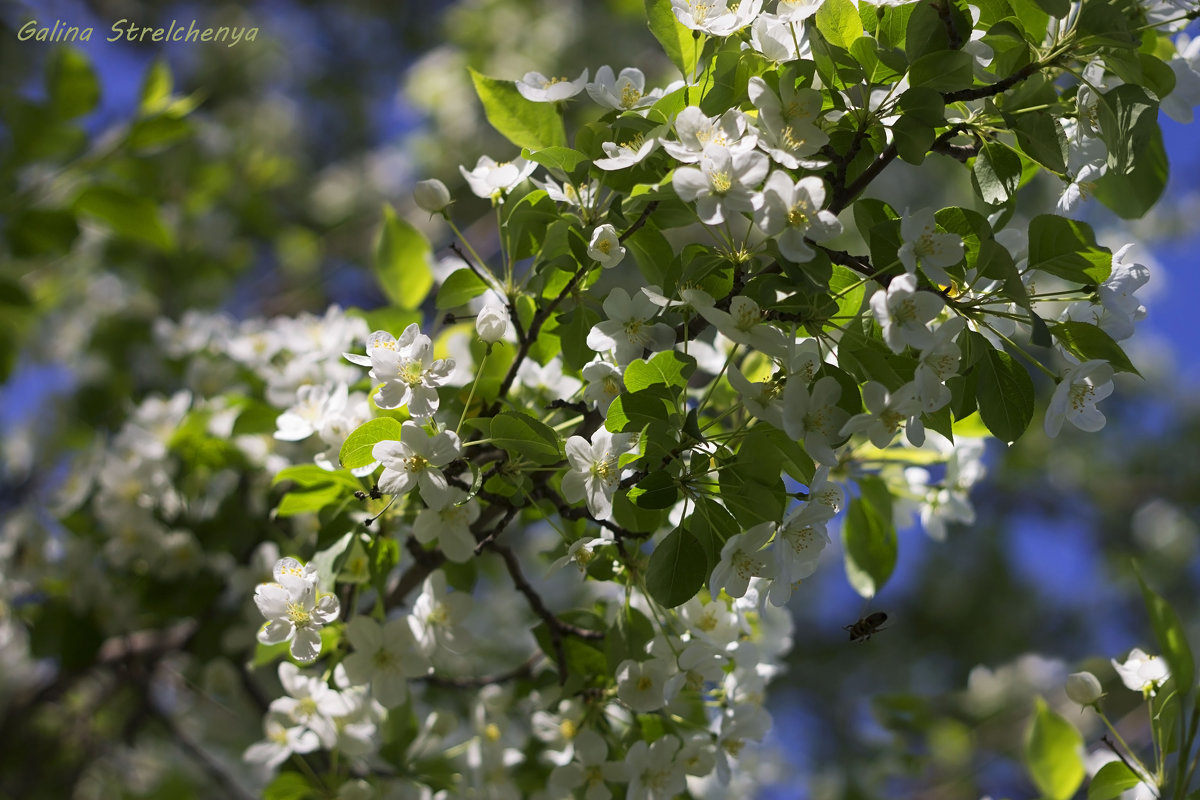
left=646, top=527, right=708, bottom=608
left=1025, top=697, right=1085, bottom=800
left=1136, top=570, right=1194, bottom=696
left=374, top=205, right=433, bottom=311
left=468, top=68, right=567, bottom=150
left=340, top=417, right=405, bottom=470
left=975, top=348, right=1034, bottom=444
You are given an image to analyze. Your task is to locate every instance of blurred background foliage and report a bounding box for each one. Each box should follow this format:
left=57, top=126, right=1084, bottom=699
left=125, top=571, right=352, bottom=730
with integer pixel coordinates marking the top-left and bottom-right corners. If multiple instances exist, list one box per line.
left=1, top=0, right=1198, bottom=797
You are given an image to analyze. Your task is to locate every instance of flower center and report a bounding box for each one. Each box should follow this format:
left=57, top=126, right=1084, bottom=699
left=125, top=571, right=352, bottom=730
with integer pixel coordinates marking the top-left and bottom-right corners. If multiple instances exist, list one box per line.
left=286, top=601, right=312, bottom=627
left=399, top=361, right=424, bottom=385
left=787, top=200, right=811, bottom=228
left=709, top=170, right=732, bottom=194
left=620, top=84, right=643, bottom=109
left=404, top=453, right=430, bottom=473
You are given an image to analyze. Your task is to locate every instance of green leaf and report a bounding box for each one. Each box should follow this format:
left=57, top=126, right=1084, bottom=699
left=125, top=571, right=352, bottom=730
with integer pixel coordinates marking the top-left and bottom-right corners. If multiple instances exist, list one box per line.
left=436, top=268, right=490, bottom=309
left=73, top=186, right=174, bottom=251
left=557, top=304, right=602, bottom=371
left=339, top=417, right=404, bottom=470
left=276, top=484, right=345, bottom=517
left=264, top=771, right=320, bottom=800
left=48, top=47, right=99, bottom=120
left=6, top=209, right=80, bottom=258
left=841, top=476, right=897, bottom=598
left=1027, top=215, right=1112, bottom=284
left=1094, top=126, right=1168, bottom=219
left=139, top=58, right=173, bottom=114
left=816, top=0, right=863, bottom=49
left=973, top=141, right=1022, bottom=204
left=606, top=386, right=677, bottom=432
left=1025, top=698, right=1085, bottom=800
left=469, top=68, right=567, bottom=150
left=1098, top=85, right=1158, bottom=175
left=1029, top=0, right=1069, bottom=17
left=1050, top=321, right=1140, bottom=376
left=273, top=464, right=361, bottom=490
left=521, top=146, right=588, bottom=174
left=491, top=411, right=563, bottom=465
left=645, top=0, right=704, bottom=77
left=1136, top=570, right=1195, bottom=696
left=646, top=527, right=708, bottom=608
left=628, top=471, right=679, bottom=510
left=908, top=51, right=974, bottom=91
left=975, top=348, right=1034, bottom=443
left=624, top=351, right=697, bottom=393
left=1006, top=110, right=1067, bottom=173
left=1087, top=760, right=1143, bottom=800
left=892, top=115, right=934, bottom=165
left=374, top=205, right=433, bottom=311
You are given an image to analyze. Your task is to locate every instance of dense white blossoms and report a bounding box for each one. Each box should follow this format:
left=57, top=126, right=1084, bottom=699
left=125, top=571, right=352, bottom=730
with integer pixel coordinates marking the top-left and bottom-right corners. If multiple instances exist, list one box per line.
left=671, top=0, right=764, bottom=36
left=253, top=558, right=340, bottom=662
left=342, top=615, right=430, bottom=707
left=710, top=522, right=777, bottom=598
left=672, top=147, right=770, bottom=225
left=587, top=65, right=665, bottom=110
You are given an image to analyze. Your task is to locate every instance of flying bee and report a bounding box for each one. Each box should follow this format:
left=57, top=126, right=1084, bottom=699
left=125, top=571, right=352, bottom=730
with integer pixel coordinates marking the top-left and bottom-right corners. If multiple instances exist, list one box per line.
left=843, top=611, right=888, bottom=642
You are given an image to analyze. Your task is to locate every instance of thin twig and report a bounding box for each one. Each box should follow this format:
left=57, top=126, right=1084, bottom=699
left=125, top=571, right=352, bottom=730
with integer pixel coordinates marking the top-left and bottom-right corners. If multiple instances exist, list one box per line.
left=419, top=654, right=543, bottom=689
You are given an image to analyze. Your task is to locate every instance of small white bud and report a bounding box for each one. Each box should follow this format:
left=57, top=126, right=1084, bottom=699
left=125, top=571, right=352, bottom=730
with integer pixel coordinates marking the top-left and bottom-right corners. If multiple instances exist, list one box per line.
left=413, top=179, right=452, bottom=214
left=1065, top=671, right=1104, bottom=706
left=476, top=302, right=509, bottom=344
left=587, top=224, right=626, bottom=269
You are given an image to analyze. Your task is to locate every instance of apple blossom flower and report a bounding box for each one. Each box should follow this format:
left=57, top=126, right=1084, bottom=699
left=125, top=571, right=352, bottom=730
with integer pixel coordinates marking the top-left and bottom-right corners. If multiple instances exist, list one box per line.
left=913, top=317, right=966, bottom=412
left=475, top=301, right=509, bottom=345
left=710, top=522, right=777, bottom=599
left=549, top=728, right=621, bottom=800
left=517, top=354, right=582, bottom=397
left=781, top=375, right=849, bottom=467
left=342, top=615, right=430, bottom=707
left=588, top=223, right=626, bottom=268
left=561, top=428, right=636, bottom=520
left=372, top=422, right=462, bottom=510
left=586, top=65, right=664, bottom=111
left=747, top=78, right=828, bottom=169
left=672, top=0, right=764, bottom=37
left=1065, top=671, right=1104, bottom=706
left=870, top=273, right=945, bottom=354
left=767, top=503, right=831, bottom=607
left=243, top=710, right=321, bottom=774
left=1163, top=33, right=1200, bottom=123
left=616, top=735, right=687, bottom=800
left=662, top=107, right=757, bottom=164
left=897, top=208, right=964, bottom=285
left=534, top=176, right=599, bottom=209
left=775, top=0, right=822, bottom=21
left=748, top=13, right=810, bottom=61
left=586, top=287, right=676, bottom=365
left=412, top=487, right=480, bottom=562
left=410, top=572, right=473, bottom=657
left=344, top=324, right=455, bottom=418
left=515, top=69, right=588, bottom=102
left=254, top=557, right=340, bottom=662
left=616, top=657, right=672, bottom=712
left=460, top=155, right=537, bottom=202
left=274, top=382, right=349, bottom=442
left=681, top=289, right=789, bottom=359
left=672, top=146, right=769, bottom=225
left=593, top=129, right=663, bottom=170
left=727, top=364, right=785, bottom=429
left=269, top=662, right=342, bottom=747
left=413, top=179, right=452, bottom=214
left=840, top=380, right=925, bottom=448
left=1112, top=648, right=1170, bottom=696
left=1044, top=358, right=1115, bottom=438
left=1062, top=244, right=1149, bottom=342
left=754, top=172, right=841, bottom=262
left=582, top=360, right=624, bottom=414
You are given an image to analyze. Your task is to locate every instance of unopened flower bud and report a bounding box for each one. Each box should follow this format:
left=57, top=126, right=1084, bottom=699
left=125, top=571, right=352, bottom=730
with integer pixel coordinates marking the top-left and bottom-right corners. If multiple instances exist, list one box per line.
left=587, top=223, right=626, bottom=269
left=476, top=302, right=508, bottom=345
left=413, top=179, right=452, bottom=214
left=1065, top=671, right=1104, bottom=706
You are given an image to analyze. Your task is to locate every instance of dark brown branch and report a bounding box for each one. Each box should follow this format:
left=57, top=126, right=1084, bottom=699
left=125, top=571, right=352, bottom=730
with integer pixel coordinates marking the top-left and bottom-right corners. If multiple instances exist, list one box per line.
left=618, top=201, right=659, bottom=243
left=485, top=541, right=603, bottom=685
left=942, top=60, right=1043, bottom=103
